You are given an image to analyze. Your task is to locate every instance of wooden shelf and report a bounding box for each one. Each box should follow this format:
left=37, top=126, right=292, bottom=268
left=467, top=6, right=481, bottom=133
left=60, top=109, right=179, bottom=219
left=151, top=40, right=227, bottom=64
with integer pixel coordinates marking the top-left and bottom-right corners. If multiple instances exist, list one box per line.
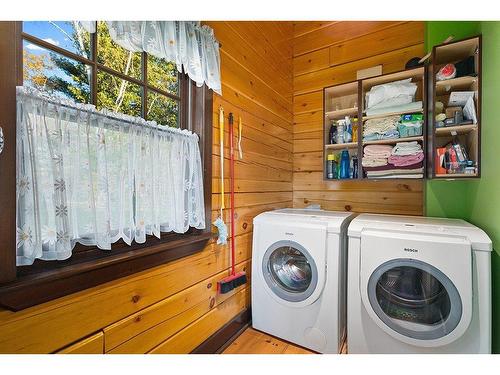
left=366, top=176, right=424, bottom=180
left=435, top=124, right=478, bottom=136
left=362, top=66, right=425, bottom=88
left=429, top=35, right=481, bottom=179
left=325, top=107, right=358, bottom=119
left=362, top=136, right=423, bottom=146
left=324, top=81, right=358, bottom=96
left=435, top=173, right=478, bottom=179
left=434, top=37, right=479, bottom=65
left=323, top=66, right=427, bottom=181
left=436, top=76, right=478, bottom=95
left=325, top=142, right=358, bottom=150
left=362, top=108, right=423, bottom=121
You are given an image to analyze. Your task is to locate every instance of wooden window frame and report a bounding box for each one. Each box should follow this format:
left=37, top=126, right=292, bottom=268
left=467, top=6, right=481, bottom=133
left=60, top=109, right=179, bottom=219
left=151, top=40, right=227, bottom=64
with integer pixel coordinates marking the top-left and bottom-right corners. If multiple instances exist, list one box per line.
left=0, top=21, right=213, bottom=311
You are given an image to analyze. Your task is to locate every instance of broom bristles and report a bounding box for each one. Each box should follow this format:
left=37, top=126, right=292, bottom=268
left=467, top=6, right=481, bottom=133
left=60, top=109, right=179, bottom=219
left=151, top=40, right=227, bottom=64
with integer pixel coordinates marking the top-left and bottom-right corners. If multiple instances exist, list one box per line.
left=217, top=271, right=247, bottom=294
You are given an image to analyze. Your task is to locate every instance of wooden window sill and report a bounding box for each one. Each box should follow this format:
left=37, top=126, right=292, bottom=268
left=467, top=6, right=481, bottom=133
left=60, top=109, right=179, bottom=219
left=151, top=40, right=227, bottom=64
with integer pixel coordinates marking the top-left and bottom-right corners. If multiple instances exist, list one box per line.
left=0, top=230, right=213, bottom=311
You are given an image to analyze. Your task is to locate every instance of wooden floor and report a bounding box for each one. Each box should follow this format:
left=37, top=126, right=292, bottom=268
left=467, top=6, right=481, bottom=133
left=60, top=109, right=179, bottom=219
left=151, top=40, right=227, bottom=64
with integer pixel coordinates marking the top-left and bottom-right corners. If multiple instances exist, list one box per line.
left=222, top=328, right=314, bottom=354
left=222, top=327, right=349, bottom=354
left=222, top=327, right=348, bottom=354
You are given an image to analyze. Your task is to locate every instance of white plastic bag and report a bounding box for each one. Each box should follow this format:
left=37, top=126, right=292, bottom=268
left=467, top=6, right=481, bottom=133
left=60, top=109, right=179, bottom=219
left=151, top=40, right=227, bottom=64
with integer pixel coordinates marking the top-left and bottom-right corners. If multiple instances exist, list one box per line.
left=366, top=78, right=417, bottom=109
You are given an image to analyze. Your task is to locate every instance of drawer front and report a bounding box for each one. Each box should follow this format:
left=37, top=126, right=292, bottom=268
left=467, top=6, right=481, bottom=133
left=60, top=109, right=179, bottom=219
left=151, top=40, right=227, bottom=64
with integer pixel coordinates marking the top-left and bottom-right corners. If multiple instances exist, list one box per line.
left=57, top=332, right=104, bottom=354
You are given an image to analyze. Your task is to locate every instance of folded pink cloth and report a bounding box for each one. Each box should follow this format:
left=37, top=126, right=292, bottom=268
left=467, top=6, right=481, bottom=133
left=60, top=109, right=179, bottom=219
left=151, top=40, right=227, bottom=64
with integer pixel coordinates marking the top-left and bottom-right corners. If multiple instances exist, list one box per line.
left=388, top=151, right=424, bottom=167
left=363, top=144, right=393, bottom=158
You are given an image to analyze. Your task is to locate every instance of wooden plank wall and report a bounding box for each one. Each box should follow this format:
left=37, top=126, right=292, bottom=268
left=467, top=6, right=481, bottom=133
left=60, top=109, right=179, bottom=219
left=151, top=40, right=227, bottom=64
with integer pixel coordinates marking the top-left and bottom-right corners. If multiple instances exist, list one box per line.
left=292, top=21, right=425, bottom=215
left=0, top=21, right=293, bottom=354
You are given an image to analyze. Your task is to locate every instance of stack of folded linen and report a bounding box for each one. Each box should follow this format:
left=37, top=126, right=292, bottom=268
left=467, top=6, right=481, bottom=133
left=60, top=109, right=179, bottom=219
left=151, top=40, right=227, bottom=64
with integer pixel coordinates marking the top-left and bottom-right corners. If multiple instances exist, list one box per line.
left=366, top=101, right=423, bottom=117
left=390, top=141, right=422, bottom=156
left=361, top=144, right=393, bottom=168
left=363, top=116, right=400, bottom=141
left=365, top=78, right=419, bottom=116
left=363, top=163, right=424, bottom=179
left=388, top=152, right=424, bottom=167
left=364, top=141, right=424, bottom=179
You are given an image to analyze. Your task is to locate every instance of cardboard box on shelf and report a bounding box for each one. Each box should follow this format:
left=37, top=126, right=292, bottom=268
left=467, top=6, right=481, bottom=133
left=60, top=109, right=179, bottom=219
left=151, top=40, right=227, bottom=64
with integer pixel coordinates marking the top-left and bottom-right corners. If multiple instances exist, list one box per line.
left=445, top=106, right=462, bottom=119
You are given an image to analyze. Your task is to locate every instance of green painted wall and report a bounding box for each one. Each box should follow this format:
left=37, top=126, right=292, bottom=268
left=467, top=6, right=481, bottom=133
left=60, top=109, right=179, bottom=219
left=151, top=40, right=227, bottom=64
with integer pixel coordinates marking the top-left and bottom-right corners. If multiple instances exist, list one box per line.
left=425, top=21, right=480, bottom=47
left=425, top=21, right=500, bottom=353
left=468, top=21, right=500, bottom=354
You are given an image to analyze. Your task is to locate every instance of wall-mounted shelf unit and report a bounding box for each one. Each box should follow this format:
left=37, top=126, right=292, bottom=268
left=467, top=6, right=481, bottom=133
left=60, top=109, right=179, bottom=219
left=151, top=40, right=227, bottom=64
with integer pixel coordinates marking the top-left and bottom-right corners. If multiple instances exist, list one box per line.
left=323, top=66, right=426, bottom=181
left=323, top=81, right=362, bottom=180
left=323, top=34, right=483, bottom=182
left=427, top=35, right=481, bottom=179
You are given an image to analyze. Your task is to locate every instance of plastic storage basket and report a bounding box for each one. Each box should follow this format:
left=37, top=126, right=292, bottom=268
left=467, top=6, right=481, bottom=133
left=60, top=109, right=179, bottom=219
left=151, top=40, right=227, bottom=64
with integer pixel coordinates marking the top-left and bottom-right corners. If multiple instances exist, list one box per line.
left=398, top=122, right=423, bottom=138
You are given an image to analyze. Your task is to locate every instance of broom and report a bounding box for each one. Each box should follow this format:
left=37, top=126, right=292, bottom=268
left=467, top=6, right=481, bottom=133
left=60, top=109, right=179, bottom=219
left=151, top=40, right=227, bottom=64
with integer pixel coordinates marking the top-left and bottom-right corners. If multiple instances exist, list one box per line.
left=217, top=112, right=247, bottom=294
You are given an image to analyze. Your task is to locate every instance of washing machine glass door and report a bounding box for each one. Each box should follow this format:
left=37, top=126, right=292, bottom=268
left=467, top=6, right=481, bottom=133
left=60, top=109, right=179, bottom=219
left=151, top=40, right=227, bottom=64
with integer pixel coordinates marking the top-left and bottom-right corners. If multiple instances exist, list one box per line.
left=262, top=240, right=318, bottom=302
left=367, top=259, right=462, bottom=340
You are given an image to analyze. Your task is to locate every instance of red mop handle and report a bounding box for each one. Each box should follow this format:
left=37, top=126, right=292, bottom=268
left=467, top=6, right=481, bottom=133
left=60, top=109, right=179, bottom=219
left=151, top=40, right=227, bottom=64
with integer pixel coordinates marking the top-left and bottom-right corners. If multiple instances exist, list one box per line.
left=228, top=113, right=236, bottom=275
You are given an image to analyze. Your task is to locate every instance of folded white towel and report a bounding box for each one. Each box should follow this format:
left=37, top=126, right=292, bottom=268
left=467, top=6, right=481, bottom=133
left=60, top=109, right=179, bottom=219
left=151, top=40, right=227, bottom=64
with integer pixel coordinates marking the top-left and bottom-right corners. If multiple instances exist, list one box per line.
left=365, top=101, right=423, bottom=117
left=391, top=141, right=423, bottom=156
left=368, top=95, right=414, bottom=111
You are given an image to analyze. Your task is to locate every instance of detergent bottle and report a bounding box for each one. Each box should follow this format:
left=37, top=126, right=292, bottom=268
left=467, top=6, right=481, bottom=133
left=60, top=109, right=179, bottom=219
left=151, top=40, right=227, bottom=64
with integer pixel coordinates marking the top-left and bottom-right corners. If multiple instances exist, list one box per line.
left=339, top=150, right=350, bottom=179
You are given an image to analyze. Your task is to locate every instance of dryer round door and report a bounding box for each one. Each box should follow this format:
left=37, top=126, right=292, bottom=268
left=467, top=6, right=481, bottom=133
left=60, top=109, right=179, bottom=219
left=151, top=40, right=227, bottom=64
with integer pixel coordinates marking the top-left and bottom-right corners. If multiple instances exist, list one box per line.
left=359, top=229, right=473, bottom=347
left=262, top=240, right=319, bottom=304
left=367, top=259, right=463, bottom=341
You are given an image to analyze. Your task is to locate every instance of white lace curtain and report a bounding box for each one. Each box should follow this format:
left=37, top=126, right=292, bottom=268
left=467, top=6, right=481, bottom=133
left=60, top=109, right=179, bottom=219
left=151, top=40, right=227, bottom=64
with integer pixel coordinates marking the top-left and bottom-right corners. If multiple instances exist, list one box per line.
left=16, top=87, right=205, bottom=266
left=99, top=21, right=221, bottom=94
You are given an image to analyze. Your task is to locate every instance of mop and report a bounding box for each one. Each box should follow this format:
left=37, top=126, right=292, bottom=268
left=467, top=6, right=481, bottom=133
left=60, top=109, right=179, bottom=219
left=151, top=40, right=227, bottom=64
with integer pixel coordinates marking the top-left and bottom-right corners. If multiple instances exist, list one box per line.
left=213, top=106, right=228, bottom=245
left=217, top=112, right=247, bottom=294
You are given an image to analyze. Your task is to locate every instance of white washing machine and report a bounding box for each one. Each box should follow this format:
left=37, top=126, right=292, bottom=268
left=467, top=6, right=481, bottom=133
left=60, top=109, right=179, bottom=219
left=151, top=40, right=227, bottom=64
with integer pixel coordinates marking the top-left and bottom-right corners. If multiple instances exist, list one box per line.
left=347, top=213, right=492, bottom=353
left=251, top=209, right=354, bottom=353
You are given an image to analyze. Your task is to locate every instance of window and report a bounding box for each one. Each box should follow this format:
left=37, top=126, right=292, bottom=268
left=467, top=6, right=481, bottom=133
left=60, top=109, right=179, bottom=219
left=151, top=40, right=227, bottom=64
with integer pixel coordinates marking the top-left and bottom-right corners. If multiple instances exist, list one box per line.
left=0, top=22, right=213, bottom=311
left=22, top=21, right=180, bottom=125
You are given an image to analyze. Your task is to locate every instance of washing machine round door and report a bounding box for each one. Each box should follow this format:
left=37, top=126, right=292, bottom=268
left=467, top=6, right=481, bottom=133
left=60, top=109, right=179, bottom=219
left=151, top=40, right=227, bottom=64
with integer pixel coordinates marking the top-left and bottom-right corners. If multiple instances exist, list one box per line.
left=367, top=259, right=462, bottom=341
left=262, top=240, right=318, bottom=303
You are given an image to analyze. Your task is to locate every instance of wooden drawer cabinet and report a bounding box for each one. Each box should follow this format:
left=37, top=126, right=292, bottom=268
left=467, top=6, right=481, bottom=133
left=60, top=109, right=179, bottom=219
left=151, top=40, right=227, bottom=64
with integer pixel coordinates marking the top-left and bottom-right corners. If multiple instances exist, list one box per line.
left=56, top=332, right=104, bottom=354
left=103, top=261, right=250, bottom=354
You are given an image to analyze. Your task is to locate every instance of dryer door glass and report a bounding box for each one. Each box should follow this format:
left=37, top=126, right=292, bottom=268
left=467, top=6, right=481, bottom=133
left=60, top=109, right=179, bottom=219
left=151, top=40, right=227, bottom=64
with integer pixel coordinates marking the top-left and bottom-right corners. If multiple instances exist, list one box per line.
left=262, top=240, right=318, bottom=302
left=269, top=247, right=311, bottom=292
left=367, top=259, right=462, bottom=340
